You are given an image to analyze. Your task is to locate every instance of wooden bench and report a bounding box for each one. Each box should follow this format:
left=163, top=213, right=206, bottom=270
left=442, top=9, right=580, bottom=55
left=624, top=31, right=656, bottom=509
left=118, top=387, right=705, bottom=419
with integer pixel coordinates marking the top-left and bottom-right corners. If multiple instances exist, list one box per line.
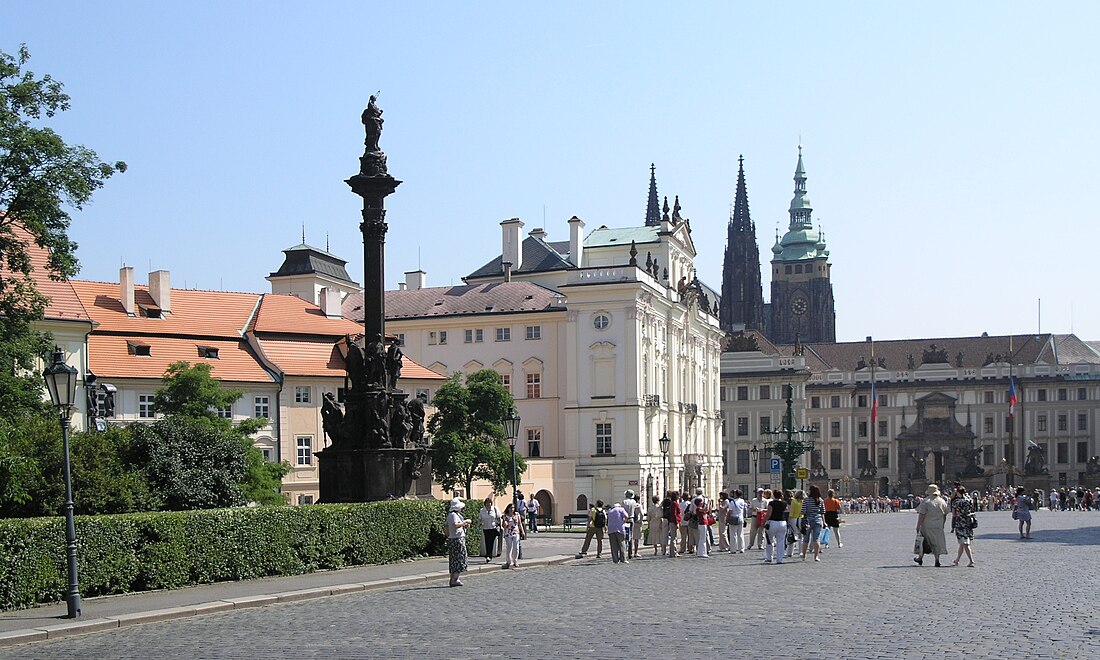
left=563, top=513, right=589, bottom=530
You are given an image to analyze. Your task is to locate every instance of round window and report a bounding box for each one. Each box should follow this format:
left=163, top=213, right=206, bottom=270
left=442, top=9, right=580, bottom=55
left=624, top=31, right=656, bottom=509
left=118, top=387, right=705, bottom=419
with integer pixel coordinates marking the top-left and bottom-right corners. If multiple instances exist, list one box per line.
left=593, top=314, right=610, bottom=330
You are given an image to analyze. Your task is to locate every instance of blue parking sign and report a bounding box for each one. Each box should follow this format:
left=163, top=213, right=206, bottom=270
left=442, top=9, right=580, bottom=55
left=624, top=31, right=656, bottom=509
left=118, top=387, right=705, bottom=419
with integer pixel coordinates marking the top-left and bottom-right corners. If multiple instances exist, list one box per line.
left=770, top=458, right=781, bottom=473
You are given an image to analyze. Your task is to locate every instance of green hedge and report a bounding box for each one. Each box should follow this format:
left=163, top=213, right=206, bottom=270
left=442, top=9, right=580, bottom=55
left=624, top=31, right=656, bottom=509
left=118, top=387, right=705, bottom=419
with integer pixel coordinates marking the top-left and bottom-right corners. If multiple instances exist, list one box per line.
left=0, top=499, right=482, bottom=611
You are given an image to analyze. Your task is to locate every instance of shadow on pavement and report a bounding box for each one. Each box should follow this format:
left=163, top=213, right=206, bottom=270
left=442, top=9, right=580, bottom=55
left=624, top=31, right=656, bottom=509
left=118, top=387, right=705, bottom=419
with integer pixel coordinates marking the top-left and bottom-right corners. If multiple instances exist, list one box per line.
left=979, top=525, right=1100, bottom=546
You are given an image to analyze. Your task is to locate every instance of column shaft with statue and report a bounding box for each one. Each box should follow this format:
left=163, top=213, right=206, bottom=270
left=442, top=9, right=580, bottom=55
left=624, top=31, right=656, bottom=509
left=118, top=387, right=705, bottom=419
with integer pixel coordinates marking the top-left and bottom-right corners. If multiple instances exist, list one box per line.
left=316, top=96, right=432, bottom=502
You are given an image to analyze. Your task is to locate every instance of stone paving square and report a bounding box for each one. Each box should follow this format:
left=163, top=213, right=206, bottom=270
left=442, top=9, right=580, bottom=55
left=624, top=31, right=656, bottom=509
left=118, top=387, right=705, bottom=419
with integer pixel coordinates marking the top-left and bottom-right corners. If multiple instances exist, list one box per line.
left=4, top=509, right=1099, bottom=658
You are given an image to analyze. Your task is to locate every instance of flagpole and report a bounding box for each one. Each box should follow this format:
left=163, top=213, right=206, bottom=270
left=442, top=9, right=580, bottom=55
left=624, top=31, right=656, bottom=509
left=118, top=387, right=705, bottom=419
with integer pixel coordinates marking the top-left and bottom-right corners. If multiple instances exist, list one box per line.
left=869, top=336, right=877, bottom=495
left=1007, top=335, right=1015, bottom=488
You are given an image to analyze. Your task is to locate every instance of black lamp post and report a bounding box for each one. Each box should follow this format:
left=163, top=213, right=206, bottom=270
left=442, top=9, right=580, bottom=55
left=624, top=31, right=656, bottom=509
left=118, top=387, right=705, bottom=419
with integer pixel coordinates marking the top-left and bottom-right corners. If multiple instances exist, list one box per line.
left=503, top=407, right=521, bottom=511
left=761, top=384, right=819, bottom=491
left=43, top=347, right=82, bottom=619
left=750, top=444, right=760, bottom=493
left=659, top=432, right=670, bottom=494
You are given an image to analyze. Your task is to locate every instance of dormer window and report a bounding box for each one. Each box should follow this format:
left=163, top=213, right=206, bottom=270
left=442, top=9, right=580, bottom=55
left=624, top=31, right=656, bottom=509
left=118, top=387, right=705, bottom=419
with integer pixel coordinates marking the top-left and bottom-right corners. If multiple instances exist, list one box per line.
left=127, top=341, right=151, bottom=357
left=139, top=305, right=162, bottom=319
left=198, top=346, right=220, bottom=359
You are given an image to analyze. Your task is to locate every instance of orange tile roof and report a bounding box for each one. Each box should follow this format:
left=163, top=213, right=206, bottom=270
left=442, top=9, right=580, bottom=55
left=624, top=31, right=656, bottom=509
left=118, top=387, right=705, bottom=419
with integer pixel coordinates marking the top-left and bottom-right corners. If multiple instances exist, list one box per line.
left=1, top=222, right=92, bottom=323
left=88, top=335, right=274, bottom=382
left=251, top=293, right=363, bottom=336
left=257, top=338, right=346, bottom=377
left=400, top=355, right=448, bottom=381
left=70, top=280, right=259, bottom=337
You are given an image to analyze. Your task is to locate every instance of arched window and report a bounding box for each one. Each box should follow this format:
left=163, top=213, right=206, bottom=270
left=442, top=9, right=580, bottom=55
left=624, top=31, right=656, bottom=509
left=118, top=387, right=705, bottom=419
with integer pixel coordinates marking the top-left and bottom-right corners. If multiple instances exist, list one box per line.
left=577, top=494, right=588, bottom=511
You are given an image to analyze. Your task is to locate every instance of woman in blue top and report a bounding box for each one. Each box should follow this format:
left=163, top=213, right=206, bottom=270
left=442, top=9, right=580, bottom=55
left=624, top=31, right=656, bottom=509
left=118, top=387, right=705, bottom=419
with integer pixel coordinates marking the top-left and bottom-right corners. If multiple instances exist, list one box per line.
left=800, top=485, right=825, bottom=562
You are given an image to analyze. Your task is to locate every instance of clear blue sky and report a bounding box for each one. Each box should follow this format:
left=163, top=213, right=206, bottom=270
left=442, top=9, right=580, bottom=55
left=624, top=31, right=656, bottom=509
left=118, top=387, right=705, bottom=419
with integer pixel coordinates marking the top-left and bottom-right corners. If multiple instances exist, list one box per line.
left=4, top=2, right=1097, bottom=342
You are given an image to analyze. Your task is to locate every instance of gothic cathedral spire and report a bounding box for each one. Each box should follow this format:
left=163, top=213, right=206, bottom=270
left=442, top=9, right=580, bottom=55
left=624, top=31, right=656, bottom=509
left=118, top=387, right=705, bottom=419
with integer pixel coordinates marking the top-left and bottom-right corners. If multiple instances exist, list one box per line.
left=720, top=155, right=765, bottom=333
left=644, top=163, right=661, bottom=227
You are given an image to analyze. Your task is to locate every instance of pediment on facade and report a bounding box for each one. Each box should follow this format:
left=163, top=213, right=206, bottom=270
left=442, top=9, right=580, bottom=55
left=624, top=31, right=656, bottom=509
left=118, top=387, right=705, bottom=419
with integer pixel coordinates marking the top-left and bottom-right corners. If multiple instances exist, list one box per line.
left=522, top=357, right=543, bottom=371
left=464, top=360, right=484, bottom=372
left=589, top=341, right=616, bottom=353
left=493, top=358, right=513, bottom=370
left=429, top=361, right=449, bottom=375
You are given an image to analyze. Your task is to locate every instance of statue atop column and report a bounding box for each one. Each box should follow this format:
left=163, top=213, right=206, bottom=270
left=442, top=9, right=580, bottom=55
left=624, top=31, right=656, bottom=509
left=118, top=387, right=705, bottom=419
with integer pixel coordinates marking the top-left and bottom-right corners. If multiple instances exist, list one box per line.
left=359, top=94, right=389, bottom=176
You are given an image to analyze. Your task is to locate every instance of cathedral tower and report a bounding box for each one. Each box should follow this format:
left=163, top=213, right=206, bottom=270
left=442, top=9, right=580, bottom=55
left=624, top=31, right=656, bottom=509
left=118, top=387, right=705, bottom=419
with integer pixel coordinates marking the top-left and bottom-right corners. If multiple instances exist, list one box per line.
left=719, top=155, right=765, bottom=333
left=769, top=147, right=835, bottom=344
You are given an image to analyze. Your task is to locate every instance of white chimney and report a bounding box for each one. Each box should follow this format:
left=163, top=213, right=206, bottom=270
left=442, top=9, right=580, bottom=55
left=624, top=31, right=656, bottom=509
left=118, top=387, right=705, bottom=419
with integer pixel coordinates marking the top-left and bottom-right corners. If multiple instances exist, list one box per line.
left=405, top=270, right=426, bottom=291
left=319, top=287, right=342, bottom=318
left=398, top=282, right=407, bottom=291
left=501, top=217, right=523, bottom=272
left=568, top=215, right=585, bottom=267
left=529, top=227, right=547, bottom=240
left=148, top=270, right=171, bottom=313
left=119, top=266, right=135, bottom=315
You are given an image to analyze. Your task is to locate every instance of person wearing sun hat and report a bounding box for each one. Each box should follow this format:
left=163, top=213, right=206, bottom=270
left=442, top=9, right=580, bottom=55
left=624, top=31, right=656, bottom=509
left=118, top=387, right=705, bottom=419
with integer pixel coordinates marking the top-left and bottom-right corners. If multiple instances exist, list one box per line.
left=914, top=484, right=949, bottom=567
left=446, top=498, right=472, bottom=586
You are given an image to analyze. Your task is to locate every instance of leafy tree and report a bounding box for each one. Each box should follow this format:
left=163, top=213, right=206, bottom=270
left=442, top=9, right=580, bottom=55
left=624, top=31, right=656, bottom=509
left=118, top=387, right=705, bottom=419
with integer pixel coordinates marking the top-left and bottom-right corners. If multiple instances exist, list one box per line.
left=0, top=45, right=125, bottom=423
left=152, top=361, right=290, bottom=506
left=429, top=370, right=526, bottom=497
left=0, top=415, right=53, bottom=515
left=68, top=425, right=158, bottom=514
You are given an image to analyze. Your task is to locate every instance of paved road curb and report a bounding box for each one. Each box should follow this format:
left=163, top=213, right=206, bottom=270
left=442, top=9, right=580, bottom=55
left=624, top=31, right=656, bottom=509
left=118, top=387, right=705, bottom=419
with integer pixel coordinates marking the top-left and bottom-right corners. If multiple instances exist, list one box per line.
left=0, top=554, right=575, bottom=649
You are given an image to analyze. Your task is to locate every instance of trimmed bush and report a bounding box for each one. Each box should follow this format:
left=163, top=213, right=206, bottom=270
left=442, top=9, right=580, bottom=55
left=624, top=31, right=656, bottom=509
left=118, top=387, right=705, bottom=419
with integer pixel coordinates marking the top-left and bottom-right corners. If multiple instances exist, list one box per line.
left=0, top=499, right=481, bottom=611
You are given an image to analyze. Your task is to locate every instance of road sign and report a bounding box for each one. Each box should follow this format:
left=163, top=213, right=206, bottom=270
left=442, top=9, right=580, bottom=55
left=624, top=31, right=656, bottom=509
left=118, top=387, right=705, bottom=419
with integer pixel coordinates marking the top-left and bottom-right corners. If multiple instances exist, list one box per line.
left=770, top=458, right=781, bottom=474
left=796, top=468, right=809, bottom=480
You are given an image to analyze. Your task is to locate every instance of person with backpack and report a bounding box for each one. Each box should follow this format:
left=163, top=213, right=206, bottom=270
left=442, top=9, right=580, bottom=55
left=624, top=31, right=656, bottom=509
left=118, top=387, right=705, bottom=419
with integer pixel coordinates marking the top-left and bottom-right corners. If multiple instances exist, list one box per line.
left=576, top=500, right=606, bottom=558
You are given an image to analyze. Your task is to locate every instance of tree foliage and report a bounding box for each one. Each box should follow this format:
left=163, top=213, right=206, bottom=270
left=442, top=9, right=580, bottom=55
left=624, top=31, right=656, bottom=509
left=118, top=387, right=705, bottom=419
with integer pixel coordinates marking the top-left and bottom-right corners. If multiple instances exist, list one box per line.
left=0, top=45, right=125, bottom=423
left=429, top=370, right=525, bottom=497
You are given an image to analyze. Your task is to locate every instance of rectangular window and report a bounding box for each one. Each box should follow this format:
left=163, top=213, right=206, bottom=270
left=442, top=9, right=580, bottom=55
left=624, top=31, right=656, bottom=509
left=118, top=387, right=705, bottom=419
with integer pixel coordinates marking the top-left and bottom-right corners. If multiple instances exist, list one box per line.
left=261, top=448, right=273, bottom=462
left=495, top=327, right=511, bottom=342
left=294, top=386, right=311, bottom=404
left=737, top=386, right=749, bottom=401
left=830, top=395, right=841, bottom=408
left=722, top=450, right=728, bottom=475
left=139, top=394, right=156, bottom=418
left=760, top=416, right=771, bottom=434
left=877, top=447, right=889, bottom=469
left=1077, top=441, right=1089, bottom=463
left=830, top=448, right=842, bottom=471
left=1037, top=415, right=1047, bottom=432
left=811, top=396, right=821, bottom=409
left=1078, top=413, right=1088, bottom=431
left=721, top=414, right=727, bottom=439
left=830, top=421, right=841, bottom=438
left=983, top=417, right=994, bottom=434
left=1037, top=389, right=1047, bottom=402
left=465, top=329, right=474, bottom=343
left=595, top=422, right=613, bottom=455
left=720, top=387, right=727, bottom=402
left=526, top=373, right=541, bottom=399
left=438, top=330, right=447, bottom=345
left=982, top=445, right=993, bottom=465
left=758, top=456, right=769, bottom=474
left=296, top=436, right=313, bottom=466
left=878, top=420, right=888, bottom=437
left=760, top=385, right=770, bottom=400
left=1057, top=415, right=1067, bottom=432
left=476, top=329, right=483, bottom=342
left=1056, top=442, right=1069, bottom=464
left=857, top=395, right=868, bottom=408
left=1058, top=388, right=1067, bottom=401
left=254, top=396, right=270, bottom=419
left=1079, top=387, right=1088, bottom=401
left=216, top=405, right=233, bottom=419
left=878, top=394, right=888, bottom=408
left=500, top=374, right=511, bottom=393
left=428, top=331, right=437, bottom=345
left=857, top=448, right=869, bottom=469
left=298, top=494, right=315, bottom=505
left=736, top=449, right=750, bottom=474
left=858, top=421, right=868, bottom=438
left=737, top=417, right=749, bottom=436
left=525, top=325, right=542, bottom=340
left=984, top=391, right=994, bottom=404
left=527, top=428, right=541, bottom=457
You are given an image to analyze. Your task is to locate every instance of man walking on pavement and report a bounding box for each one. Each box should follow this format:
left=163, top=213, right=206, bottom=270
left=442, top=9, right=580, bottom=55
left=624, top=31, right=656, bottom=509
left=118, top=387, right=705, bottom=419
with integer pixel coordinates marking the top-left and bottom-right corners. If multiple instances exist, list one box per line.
left=607, top=501, right=629, bottom=563
left=576, top=500, right=606, bottom=558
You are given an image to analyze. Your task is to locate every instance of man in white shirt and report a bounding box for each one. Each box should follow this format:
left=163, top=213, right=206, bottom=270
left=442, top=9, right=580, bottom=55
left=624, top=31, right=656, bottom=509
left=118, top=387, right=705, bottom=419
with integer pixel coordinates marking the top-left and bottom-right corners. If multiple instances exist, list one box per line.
left=621, top=490, right=639, bottom=559
left=526, top=494, right=541, bottom=533
left=748, top=488, right=767, bottom=550
left=727, top=489, right=747, bottom=552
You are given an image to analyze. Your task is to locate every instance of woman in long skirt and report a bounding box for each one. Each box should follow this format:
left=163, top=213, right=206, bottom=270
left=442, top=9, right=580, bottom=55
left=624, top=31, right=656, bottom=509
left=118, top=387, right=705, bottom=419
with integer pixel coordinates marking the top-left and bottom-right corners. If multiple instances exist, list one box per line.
left=447, top=498, right=472, bottom=586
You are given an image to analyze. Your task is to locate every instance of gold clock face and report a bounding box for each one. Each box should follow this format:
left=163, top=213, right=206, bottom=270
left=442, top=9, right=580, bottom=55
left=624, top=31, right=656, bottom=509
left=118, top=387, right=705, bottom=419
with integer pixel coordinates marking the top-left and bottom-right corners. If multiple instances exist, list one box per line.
left=792, top=297, right=808, bottom=316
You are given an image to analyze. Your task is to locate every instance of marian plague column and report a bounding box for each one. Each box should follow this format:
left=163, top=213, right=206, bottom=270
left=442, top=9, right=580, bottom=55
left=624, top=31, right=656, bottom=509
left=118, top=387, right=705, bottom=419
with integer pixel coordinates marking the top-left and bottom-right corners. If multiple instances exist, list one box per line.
left=316, top=97, right=432, bottom=502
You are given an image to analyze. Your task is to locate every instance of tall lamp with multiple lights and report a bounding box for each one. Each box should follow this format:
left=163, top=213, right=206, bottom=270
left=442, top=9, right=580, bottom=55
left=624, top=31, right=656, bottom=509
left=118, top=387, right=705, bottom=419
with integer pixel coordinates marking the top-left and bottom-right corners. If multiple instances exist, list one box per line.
left=43, top=347, right=82, bottom=619
left=760, top=384, right=819, bottom=491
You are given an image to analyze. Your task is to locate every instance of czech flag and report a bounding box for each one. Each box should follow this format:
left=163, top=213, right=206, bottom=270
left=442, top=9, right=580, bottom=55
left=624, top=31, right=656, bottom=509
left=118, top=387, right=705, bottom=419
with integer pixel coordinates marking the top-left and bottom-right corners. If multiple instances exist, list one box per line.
left=870, top=380, right=878, bottom=425
left=1008, top=376, right=1018, bottom=418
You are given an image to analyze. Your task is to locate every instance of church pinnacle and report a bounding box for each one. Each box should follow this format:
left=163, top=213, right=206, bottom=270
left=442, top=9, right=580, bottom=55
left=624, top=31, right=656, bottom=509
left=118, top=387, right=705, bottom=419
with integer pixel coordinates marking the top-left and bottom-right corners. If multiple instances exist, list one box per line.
left=719, top=154, right=765, bottom=333
left=644, top=163, right=661, bottom=227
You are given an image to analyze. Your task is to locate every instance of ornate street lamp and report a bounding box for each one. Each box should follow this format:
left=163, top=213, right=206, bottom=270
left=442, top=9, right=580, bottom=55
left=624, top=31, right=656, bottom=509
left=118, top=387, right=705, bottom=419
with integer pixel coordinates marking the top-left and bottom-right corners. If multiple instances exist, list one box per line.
left=503, top=407, right=521, bottom=510
left=659, top=432, right=671, bottom=495
left=761, top=384, right=819, bottom=491
left=43, top=347, right=82, bottom=619
left=750, top=444, right=760, bottom=493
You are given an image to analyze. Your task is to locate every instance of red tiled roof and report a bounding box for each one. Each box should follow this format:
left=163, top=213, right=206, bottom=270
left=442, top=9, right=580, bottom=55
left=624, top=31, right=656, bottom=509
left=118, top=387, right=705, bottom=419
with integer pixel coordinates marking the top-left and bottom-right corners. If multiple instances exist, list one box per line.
left=1, top=222, right=92, bottom=323
left=87, top=335, right=274, bottom=382
left=70, top=280, right=259, bottom=337
left=257, top=338, right=346, bottom=377
left=251, top=293, right=363, bottom=336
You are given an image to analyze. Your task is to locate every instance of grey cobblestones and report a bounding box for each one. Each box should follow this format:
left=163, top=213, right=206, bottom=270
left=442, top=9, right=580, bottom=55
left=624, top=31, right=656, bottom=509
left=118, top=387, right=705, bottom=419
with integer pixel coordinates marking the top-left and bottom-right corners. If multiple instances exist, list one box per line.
left=4, top=511, right=1100, bottom=657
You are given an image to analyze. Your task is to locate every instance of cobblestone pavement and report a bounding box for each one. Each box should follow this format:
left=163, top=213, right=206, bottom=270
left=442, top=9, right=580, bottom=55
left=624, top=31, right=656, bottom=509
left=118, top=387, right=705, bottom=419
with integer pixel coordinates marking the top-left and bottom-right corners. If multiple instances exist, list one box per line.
left=6, top=510, right=1100, bottom=658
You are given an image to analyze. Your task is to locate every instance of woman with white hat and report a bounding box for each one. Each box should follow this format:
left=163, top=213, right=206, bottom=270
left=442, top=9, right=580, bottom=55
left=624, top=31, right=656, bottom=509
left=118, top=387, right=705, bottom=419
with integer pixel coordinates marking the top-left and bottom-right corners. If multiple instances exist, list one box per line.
left=447, top=498, right=472, bottom=586
left=914, top=484, right=949, bottom=567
